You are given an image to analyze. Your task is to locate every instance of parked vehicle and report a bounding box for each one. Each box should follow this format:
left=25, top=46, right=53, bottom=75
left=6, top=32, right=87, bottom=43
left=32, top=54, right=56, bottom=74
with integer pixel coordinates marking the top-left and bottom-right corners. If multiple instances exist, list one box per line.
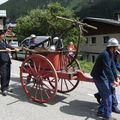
left=20, top=36, right=50, bottom=47
left=11, top=40, right=19, bottom=48
left=11, top=36, right=51, bottom=60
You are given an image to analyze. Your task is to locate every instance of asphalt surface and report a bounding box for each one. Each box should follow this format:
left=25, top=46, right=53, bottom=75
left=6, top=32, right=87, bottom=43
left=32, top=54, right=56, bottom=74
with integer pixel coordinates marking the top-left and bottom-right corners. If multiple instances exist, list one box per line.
left=0, top=59, right=119, bottom=120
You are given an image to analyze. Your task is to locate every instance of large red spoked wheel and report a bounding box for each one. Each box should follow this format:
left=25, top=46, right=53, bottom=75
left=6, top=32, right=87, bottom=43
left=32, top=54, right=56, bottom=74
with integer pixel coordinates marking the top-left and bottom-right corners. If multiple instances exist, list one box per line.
left=20, top=54, right=58, bottom=103
left=49, top=54, right=80, bottom=93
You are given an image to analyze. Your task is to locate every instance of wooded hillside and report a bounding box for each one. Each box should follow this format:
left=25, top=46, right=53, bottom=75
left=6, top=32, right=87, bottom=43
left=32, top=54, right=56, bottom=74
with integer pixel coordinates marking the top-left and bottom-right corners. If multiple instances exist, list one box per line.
left=0, top=0, right=120, bottom=22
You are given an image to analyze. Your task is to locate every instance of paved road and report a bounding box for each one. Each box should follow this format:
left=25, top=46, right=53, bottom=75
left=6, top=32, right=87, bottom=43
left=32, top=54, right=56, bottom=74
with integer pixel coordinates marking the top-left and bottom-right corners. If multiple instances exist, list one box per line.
left=0, top=59, right=119, bottom=120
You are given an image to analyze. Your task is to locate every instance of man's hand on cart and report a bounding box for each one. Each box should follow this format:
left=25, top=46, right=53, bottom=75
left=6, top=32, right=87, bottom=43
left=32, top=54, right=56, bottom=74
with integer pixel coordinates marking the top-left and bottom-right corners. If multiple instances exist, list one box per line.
left=111, top=78, right=120, bottom=88
left=116, top=77, right=120, bottom=85
left=112, top=77, right=120, bottom=87
left=114, top=80, right=119, bottom=87
left=6, top=48, right=11, bottom=52
left=14, top=48, right=20, bottom=52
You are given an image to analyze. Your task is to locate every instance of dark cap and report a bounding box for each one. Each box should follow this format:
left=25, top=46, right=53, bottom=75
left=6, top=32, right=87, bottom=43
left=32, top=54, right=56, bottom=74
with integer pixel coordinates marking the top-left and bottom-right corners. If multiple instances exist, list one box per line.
left=0, top=30, right=5, bottom=35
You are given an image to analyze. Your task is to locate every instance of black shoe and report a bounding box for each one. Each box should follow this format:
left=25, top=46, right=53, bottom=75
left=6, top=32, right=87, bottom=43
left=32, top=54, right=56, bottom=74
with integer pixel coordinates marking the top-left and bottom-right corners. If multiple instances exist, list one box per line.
left=97, top=112, right=117, bottom=120
left=2, top=90, right=8, bottom=96
left=94, top=93, right=101, bottom=104
left=112, top=108, right=120, bottom=114
left=97, top=111, right=104, bottom=117
left=7, top=88, right=13, bottom=93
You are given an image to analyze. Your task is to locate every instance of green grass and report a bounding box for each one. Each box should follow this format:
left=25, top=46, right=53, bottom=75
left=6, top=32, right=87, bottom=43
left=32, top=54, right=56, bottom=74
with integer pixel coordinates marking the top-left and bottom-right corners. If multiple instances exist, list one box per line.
left=79, top=60, right=94, bottom=73
left=79, top=60, right=120, bottom=74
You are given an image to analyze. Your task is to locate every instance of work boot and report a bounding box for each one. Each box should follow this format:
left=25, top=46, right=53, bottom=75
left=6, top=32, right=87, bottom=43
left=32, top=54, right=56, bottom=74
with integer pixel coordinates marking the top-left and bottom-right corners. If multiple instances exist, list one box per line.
left=102, top=117, right=117, bottom=120
left=112, top=107, right=120, bottom=114
left=97, top=111, right=104, bottom=117
left=7, top=88, right=13, bottom=92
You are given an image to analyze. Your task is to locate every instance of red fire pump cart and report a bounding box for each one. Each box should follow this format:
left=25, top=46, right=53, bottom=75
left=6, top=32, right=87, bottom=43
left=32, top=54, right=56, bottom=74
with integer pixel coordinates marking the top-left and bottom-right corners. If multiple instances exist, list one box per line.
left=20, top=16, right=97, bottom=103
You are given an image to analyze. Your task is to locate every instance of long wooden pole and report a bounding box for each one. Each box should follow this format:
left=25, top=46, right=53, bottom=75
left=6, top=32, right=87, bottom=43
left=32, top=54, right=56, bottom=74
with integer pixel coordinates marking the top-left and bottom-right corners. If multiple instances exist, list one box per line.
left=56, top=16, right=97, bottom=30
left=0, top=49, right=17, bottom=52
left=0, top=47, right=21, bottom=52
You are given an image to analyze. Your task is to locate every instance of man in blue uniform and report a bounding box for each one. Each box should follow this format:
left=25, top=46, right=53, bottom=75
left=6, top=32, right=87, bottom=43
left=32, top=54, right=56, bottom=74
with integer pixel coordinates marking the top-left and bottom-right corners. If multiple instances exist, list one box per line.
left=91, top=38, right=120, bottom=120
left=0, top=31, right=18, bottom=96
left=94, top=47, right=120, bottom=105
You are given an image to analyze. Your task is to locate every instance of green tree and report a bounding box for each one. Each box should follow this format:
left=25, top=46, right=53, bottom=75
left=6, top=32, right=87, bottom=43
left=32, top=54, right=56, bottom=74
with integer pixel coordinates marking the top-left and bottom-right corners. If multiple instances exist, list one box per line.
left=16, top=3, right=82, bottom=46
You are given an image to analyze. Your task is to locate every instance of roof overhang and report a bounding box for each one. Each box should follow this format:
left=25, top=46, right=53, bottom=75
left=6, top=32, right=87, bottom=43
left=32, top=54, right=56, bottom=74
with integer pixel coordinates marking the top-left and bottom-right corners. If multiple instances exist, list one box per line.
left=83, top=17, right=120, bottom=26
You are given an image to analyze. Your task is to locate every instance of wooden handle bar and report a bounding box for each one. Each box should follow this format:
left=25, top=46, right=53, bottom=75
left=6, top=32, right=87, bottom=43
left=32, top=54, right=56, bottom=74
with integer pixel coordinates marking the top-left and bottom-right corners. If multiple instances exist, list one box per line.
left=22, top=47, right=36, bottom=52
left=0, top=49, right=16, bottom=52
left=0, top=47, right=21, bottom=52
left=56, top=16, right=97, bottom=30
left=22, top=47, right=69, bottom=53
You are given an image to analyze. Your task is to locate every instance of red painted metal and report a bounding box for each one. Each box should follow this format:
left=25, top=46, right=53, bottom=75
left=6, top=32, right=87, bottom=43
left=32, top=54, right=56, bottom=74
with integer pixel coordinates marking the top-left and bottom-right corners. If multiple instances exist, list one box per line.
left=47, top=53, right=61, bottom=70
left=75, top=71, right=93, bottom=82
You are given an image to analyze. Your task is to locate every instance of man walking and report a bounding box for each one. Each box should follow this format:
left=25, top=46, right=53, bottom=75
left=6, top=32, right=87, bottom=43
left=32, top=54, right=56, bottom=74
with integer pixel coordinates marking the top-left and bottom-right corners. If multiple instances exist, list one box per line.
left=91, top=38, right=120, bottom=120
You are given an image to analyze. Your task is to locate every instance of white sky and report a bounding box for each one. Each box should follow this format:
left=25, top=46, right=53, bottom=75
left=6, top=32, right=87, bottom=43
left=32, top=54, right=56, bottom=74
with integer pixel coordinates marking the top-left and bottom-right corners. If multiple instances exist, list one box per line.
left=0, top=0, right=8, bottom=5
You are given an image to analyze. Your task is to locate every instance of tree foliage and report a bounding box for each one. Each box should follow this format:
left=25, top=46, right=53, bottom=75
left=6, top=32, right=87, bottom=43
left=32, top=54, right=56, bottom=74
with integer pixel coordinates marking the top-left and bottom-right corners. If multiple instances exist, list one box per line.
left=0, top=0, right=72, bottom=22
left=16, top=3, right=81, bottom=46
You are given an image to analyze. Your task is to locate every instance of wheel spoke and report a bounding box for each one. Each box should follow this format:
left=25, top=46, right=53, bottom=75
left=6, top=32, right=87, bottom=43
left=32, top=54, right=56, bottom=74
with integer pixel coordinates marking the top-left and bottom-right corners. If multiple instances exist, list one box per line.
left=39, top=85, right=44, bottom=102
left=64, top=79, right=69, bottom=91
left=41, top=84, right=50, bottom=99
left=27, top=82, right=36, bottom=94
left=43, top=82, right=54, bottom=92
left=67, top=80, right=76, bottom=87
left=23, top=64, right=36, bottom=76
left=34, top=84, right=39, bottom=99
left=60, top=79, right=63, bottom=91
left=32, top=60, right=38, bottom=74
left=38, top=62, right=41, bottom=72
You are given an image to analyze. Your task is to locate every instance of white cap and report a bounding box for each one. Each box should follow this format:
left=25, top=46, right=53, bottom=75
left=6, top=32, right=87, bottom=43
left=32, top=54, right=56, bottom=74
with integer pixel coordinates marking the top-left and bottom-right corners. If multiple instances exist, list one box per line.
left=53, top=37, right=59, bottom=40
left=30, top=34, right=36, bottom=38
left=48, top=45, right=56, bottom=51
left=107, top=38, right=119, bottom=47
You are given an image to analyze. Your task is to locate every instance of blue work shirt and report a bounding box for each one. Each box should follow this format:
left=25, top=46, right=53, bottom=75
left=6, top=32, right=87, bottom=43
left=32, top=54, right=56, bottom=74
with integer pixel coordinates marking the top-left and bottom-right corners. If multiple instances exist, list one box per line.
left=91, top=49, right=117, bottom=83
left=0, top=40, right=11, bottom=63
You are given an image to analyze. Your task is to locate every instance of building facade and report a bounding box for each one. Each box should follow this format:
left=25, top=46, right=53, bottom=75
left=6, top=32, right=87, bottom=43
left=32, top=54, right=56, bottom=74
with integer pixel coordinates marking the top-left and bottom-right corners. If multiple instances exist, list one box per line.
left=80, top=17, right=120, bottom=62
left=0, top=10, right=6, bottom=30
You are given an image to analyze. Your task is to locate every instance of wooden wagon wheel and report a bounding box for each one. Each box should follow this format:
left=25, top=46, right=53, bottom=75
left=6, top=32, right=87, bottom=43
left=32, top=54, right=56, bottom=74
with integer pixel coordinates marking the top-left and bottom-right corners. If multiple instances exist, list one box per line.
left=57, top=54, right=80, bottom=93
left=49, top=54, right=80, bottom=93
left=20, top=54, right=58, bottom=103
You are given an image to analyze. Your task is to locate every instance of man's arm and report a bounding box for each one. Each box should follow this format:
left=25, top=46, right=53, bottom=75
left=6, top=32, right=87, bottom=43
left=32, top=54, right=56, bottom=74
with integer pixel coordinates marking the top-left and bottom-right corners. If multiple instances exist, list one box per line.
left=102, top=52, right=117, bottom=83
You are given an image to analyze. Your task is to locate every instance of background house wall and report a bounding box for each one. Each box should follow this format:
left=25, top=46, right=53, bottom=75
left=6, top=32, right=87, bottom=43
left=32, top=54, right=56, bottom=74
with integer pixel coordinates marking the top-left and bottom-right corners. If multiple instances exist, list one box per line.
left=79, top=17, right=120, bottom=62
left=80, top=32, right=120, bottom=62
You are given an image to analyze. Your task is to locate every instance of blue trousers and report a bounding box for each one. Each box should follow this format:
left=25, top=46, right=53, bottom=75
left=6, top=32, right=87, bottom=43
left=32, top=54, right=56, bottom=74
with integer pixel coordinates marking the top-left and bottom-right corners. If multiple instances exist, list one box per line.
left=93, top=78, right=118, bottom=118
